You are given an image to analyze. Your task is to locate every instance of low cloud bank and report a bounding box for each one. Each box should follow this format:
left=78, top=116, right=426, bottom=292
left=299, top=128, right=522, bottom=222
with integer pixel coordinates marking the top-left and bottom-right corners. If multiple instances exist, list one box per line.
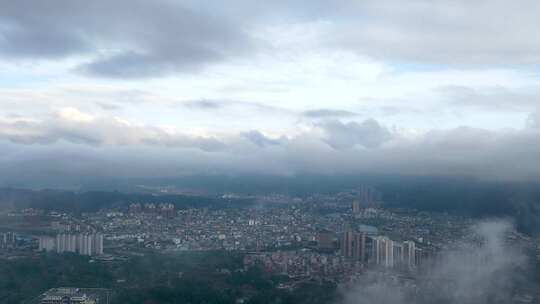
left=3, top=107, right=540, bottom=184
left=343, top=220, right=531, bottom=304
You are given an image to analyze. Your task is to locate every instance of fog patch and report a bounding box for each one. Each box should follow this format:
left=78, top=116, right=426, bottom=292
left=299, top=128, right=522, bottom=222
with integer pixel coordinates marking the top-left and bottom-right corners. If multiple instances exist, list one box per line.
left=342, top=220, right=528, bottom=304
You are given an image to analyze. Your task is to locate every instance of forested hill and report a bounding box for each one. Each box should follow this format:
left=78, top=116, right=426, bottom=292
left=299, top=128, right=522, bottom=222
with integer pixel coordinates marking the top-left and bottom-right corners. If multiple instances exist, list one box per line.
left=0, top=188, right=253, bottom=213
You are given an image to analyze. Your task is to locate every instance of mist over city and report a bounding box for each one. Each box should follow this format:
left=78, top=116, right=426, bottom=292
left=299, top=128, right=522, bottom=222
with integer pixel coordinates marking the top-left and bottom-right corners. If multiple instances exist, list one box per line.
left=1, top=1, right=540, bottom=304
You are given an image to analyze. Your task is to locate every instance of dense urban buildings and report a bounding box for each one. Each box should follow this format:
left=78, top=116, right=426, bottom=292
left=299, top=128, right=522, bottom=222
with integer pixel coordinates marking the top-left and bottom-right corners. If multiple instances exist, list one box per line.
left=0, top=232, right=17, bottom=249
left=37, top=287, right=108, bottom=304
left=1, top=188, right=539, bottom=303
left=38, top=233, right=104, bottom=256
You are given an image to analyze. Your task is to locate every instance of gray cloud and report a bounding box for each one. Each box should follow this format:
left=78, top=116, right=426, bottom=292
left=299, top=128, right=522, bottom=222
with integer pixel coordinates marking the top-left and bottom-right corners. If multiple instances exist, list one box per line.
left=0, top=0, right=252, bottom=78
left=196, top=0, right=540, bottom=66
left=183, top=100, right=224, bottom=110
left=3, top=112, right=540, bottom=181
left=318, top=119, right=393, bottom=149
left=327, top=1, right=540, bottom=65
left=303, top=109, right=358, bottom=118
left=141, top=135, right=226, bottom=153
left=0, top=21, right=90, bottom=58
left=0, top=111, right=226, bottom=152
left=2, top=1, right=540, bottom=187
left=95, top=103, right=121, bottom=111
left=436, top=85, right=540, bottom=111
left=527, top=110, right=540, bottom=128
left=241, top=130, right=287, bottom=147
left=2, top=0, right=539, bottom=78
left=179, top=99, right=294, bottom=117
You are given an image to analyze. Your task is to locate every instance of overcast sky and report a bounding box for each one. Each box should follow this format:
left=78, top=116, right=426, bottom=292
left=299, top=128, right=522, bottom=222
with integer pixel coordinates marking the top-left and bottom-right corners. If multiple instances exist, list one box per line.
left=2, top=0, right=540, bottom=184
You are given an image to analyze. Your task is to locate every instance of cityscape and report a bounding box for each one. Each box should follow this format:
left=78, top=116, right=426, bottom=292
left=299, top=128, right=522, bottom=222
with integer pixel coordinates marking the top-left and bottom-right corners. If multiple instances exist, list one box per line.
left=1, top=187, right=538, bottom=303
left=2, top=0, right=540, bottom=304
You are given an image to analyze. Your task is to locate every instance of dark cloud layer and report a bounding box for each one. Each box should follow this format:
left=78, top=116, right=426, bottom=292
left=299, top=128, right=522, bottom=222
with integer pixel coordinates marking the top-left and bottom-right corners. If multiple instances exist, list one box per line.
left=3, top=0, right=539, bottom=80
left=2, top=111, right=540, bottom=182
left=0, top=0, right=252, bottom=78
